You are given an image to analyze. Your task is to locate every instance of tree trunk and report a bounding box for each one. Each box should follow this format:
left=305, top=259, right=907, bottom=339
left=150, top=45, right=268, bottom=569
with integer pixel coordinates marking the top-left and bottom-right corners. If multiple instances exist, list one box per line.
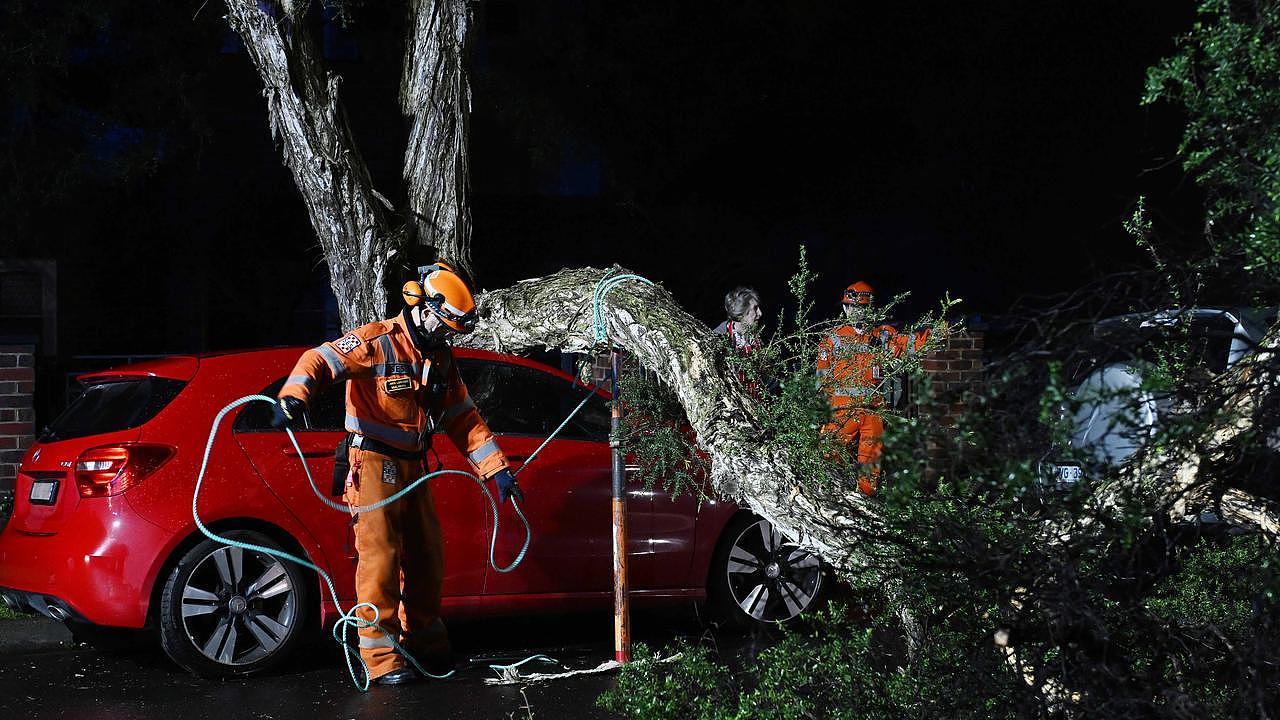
left=401, top=0, right=473, bottom=276
left=226, top=0, right=475, bottom=329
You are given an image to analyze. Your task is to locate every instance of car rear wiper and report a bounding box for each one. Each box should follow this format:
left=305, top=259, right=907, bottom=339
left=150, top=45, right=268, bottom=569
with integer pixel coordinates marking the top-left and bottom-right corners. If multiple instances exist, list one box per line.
left=37, top=425, right=59, bottom=443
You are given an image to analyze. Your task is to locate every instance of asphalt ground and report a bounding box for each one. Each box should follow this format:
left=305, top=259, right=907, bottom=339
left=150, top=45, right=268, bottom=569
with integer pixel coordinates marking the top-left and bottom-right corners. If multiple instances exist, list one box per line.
left=0, top=606, right=779, bottom=720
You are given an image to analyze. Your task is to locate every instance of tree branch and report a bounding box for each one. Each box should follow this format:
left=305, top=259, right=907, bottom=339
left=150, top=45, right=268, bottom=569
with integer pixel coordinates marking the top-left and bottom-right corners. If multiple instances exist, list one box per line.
left=457, top=266, right=878, bottom=570
left=224, top=0, right=393, bottom=328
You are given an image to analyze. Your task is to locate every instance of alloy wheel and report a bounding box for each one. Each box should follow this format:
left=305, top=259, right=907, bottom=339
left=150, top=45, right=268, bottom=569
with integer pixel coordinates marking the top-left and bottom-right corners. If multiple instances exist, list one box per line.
left=178, top=545, right=298, bottom=666
left=725, top=518, right=823, bottom=622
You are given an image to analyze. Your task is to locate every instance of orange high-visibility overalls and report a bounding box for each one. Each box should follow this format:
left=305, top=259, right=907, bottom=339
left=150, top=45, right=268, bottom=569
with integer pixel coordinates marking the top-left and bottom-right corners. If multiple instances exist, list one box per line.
left=280, top=309, right=509, bottom=680
left=817, top=324, right=928, bottom=494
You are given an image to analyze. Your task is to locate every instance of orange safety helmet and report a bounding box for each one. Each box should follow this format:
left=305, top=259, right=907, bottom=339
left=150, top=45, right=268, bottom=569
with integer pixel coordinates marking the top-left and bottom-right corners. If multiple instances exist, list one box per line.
left=401, top=261, right=477, bottom=334
left=842, top=280, right=874, bottom=306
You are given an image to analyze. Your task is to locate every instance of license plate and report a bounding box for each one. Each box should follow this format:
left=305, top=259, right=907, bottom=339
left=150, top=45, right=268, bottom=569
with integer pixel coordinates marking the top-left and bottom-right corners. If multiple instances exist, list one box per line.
left=29, top=480, right=59, bottom=505
left=1053, top=465, right=1082, bottom=484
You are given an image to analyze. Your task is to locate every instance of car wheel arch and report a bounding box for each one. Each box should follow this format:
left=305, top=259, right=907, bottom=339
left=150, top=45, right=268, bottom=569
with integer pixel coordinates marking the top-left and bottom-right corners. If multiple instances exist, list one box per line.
left=146, top=518, right=319, bottom=633
left=703, top=509, right=762, bottom=588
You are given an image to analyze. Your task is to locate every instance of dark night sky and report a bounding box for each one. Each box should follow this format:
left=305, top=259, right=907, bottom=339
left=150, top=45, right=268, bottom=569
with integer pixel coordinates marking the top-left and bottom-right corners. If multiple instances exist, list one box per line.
left=1, top=1, right=1203, bottom=360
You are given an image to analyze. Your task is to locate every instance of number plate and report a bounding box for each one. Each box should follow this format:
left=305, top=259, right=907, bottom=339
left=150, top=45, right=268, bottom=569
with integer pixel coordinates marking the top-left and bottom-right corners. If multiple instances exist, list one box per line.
left=29, top=480, right=59, bottom=505
left=1053, top=465, right=1083, bottom=484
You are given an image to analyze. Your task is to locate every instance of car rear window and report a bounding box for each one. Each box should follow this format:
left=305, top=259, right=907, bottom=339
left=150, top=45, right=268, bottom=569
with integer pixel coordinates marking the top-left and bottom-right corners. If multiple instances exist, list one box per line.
left=40, top=378, right=186, bottom=442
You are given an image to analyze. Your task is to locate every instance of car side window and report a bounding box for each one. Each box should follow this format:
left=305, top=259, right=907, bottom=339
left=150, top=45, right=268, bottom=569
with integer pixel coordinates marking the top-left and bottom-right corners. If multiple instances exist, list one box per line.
left=456, top=359, right=610, bottom=441
left=233, top=378, right=347, bottom=432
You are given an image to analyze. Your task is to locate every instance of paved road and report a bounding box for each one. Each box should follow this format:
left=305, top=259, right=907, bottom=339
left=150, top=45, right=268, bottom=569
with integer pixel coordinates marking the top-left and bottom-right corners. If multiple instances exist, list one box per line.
left=0, top=607, right=772, bottom=720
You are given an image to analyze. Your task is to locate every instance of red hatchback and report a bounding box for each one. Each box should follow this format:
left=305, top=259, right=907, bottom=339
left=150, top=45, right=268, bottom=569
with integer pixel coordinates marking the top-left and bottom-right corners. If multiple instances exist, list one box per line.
left=0, top=348, right=828, bottom=676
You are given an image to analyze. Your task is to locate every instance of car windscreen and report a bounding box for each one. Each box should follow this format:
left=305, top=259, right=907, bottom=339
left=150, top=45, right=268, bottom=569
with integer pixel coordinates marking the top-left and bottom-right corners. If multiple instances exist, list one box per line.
left=40, top=378, right=187, bottom=442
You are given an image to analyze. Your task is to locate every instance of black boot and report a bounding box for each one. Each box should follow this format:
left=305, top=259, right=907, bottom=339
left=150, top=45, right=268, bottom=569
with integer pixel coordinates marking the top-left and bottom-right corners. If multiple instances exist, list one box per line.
left=373, top=668, right=420, bottom=686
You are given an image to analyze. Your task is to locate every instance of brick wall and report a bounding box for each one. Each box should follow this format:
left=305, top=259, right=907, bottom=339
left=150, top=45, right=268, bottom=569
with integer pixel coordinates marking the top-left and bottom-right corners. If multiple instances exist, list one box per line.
left=920, top=332, right=985, bottom=424
left=918, top=332, right=985, bottom=477
left=0, top=345, right=36, bottom=495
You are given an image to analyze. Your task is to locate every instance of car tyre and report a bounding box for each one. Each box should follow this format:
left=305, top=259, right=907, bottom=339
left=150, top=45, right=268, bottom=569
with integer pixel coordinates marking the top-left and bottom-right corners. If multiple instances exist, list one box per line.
left=708, top=514, right=830, bottom=627
left=158, top=530, right=309, bottom=677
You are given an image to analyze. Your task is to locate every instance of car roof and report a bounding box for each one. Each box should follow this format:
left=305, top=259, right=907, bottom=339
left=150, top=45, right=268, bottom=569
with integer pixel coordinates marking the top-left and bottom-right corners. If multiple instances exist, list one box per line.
left=76, top=346, right=601, bottom=394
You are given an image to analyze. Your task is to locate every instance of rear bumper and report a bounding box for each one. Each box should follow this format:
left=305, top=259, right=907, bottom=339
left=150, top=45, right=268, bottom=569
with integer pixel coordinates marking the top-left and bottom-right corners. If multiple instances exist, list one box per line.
left=0, top=501, right=174, bottom=629
left=0, top=586, right=89, bottom=623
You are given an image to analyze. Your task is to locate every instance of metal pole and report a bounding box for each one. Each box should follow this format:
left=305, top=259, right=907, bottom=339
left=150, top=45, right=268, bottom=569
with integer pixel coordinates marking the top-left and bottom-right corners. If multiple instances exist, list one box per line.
left=609, top=349, right=631, bottom=663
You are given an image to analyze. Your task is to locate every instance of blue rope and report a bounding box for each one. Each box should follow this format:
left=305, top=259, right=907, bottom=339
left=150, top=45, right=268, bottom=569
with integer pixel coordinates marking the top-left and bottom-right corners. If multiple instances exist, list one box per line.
left=191, top=389, right=594, bottom=690
left=592, top=271, right=655, bottom=344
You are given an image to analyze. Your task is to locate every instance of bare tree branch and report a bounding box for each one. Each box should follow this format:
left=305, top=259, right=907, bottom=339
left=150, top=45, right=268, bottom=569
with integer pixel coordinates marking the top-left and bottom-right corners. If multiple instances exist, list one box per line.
left=225, top=0, right=394, bottom=328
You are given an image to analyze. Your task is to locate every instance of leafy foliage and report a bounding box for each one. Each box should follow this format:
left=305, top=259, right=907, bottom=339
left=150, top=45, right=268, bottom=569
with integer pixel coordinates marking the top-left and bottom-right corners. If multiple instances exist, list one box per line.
left=617, top=246, right=952, bottom=499
left=608, top=257, right=1280, bottom=717
left=601, top=606, right=1019, bottom=720
left=1143, top=0, right=1280, bottom=282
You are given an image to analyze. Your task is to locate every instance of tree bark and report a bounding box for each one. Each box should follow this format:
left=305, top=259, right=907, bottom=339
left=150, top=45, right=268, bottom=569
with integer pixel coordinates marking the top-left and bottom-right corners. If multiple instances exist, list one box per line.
left=401, top=0, right=473, bottom=276
left=457, top=266, right=879, bottom=571
left=225, top=0, right=396, bottom=329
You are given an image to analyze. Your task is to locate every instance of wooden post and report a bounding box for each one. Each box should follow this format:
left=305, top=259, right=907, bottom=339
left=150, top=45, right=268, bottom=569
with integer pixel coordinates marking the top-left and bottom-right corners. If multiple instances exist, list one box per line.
left=609, top=349, right=631, bottom=663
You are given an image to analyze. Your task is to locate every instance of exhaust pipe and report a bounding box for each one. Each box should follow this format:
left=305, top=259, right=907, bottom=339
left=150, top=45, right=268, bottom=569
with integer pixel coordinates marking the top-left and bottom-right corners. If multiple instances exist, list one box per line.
left=0, top=593, right=15, bottom=611
left=46, top=605, right=70, bottom=622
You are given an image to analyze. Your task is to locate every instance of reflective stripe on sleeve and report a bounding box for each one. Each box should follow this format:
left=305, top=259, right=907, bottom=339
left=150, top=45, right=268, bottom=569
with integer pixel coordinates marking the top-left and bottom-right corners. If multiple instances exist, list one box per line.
left=316, top=344, right=347, bottom=380
left=831, top=387, right=877, bottom=397
left=285, top=375, right=314, bottom=390
left=469, top=439, right=500, bottom=466
left=440, top=396, right=476, bottom=427
left=345, top=414, right=421, bottom=449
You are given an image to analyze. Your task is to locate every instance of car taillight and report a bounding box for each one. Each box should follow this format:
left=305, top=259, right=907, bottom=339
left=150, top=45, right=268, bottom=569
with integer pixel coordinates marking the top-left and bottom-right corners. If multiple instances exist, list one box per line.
left=74, top=444, right=175, bottom=498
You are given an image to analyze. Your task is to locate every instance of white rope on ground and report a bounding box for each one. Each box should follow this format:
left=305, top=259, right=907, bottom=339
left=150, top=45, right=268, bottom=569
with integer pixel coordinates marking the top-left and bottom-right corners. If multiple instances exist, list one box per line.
left=483, top=653, right=684, bottom=685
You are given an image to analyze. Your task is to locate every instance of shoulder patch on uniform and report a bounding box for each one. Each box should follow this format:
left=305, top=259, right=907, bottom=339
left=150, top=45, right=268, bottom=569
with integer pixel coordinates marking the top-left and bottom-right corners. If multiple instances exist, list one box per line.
left=334, top=333, right=362, bottom=354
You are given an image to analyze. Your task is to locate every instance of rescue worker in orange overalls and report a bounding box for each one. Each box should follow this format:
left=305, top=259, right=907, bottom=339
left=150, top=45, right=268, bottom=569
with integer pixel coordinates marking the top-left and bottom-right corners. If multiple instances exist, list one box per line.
left=817, top=281, right=929, bottom=494
left=270, top=262, right=520, bottom=686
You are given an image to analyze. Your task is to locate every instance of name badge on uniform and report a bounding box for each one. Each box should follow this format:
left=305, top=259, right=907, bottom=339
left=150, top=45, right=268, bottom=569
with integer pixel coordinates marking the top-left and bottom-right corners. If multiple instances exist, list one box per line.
left=385, top=377, right=412, bottom=394
left=381, top=460, right=399, bottom=485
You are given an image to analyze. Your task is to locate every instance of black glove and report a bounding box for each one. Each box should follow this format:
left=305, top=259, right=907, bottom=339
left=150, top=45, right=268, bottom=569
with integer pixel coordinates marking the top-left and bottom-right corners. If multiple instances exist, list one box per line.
left=270, top=396, right=308, bottom=430
left=491, top=468, right=523, bottom=505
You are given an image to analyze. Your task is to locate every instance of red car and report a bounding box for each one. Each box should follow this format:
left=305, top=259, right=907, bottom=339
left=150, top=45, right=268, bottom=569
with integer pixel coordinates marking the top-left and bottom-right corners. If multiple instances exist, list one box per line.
left=0, top=348, right=827, bottom=676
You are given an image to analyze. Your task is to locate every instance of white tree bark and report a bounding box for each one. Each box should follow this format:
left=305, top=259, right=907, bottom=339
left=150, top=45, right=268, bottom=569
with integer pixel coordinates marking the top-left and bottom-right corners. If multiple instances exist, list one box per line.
left=401, top=0, right=473, bottom=276
left=225, top=0, right=396, bottom=329
left=457, top=267, right=880, bottom=571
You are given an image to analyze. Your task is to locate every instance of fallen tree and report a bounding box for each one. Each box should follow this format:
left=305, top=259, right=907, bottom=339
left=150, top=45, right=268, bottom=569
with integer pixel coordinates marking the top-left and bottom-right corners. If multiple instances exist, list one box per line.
left=458, top=266, right=890, bottom=572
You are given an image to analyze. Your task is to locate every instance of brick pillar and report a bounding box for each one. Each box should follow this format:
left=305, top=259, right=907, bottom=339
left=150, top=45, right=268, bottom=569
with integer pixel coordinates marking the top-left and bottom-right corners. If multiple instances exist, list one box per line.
left=919, top=332, right=984, bottom=478
left=0, top=345, right=37, bottom=497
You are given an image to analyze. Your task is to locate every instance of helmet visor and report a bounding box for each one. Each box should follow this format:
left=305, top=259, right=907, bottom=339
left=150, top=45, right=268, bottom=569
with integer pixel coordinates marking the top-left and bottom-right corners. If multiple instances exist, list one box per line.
left=843, top=290, right=873, bottom=305
left=426, top=300, right=477, bottom=334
